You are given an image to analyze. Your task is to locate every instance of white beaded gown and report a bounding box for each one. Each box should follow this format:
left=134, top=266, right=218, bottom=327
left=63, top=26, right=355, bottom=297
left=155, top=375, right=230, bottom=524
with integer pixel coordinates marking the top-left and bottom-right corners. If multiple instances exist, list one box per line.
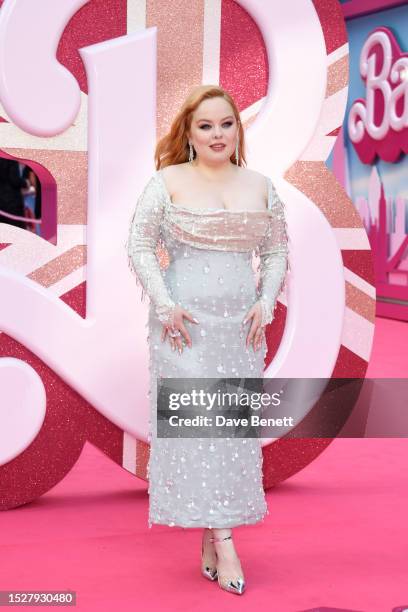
left=126, top=168, right=289, bottom=529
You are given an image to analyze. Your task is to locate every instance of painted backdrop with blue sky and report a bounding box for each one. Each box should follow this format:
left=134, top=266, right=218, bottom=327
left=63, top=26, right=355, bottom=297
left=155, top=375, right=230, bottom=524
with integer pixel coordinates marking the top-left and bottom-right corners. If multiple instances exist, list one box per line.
left=327, top=3, right=408, bottom=219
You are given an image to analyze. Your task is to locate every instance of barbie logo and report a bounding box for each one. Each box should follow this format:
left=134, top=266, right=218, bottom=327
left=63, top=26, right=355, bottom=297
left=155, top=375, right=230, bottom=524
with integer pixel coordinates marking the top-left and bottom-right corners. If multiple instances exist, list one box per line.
left=348, top=27, right=408, bottom=164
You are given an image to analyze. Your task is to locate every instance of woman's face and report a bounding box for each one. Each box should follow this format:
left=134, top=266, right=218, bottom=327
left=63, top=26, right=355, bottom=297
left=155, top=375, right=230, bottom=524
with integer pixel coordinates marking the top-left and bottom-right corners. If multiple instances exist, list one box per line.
left=188, top=97, right=238, bottom=166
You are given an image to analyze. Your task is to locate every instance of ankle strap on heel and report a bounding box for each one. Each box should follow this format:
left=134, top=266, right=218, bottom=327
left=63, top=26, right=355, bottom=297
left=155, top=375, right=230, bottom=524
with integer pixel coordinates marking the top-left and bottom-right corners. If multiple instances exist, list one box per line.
left=209, top=535, right=232, bottom=543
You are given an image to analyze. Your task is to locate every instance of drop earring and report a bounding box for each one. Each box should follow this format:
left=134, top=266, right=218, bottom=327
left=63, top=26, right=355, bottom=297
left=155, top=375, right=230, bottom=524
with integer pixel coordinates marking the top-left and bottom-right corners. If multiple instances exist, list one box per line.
left=189, top=142, right=194, bottom=163
left=235, top=136, right=239, bottom=165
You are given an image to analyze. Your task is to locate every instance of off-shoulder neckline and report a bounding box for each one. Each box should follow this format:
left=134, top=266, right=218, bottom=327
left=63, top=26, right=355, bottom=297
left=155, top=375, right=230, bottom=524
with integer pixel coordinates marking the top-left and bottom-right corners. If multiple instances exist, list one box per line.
left=156, top=168, right=273, bottom=216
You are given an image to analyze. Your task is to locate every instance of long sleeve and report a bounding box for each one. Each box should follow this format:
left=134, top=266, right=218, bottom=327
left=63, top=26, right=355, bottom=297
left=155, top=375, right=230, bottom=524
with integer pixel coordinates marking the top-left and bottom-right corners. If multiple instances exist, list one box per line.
left=256, top=179, right=290, bottom=327
left=125, top=174, right=176, bottom=327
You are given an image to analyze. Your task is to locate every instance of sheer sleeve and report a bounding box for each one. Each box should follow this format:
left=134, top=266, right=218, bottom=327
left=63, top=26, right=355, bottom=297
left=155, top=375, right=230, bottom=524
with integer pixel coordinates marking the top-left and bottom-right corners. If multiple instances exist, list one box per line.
left=256, top=178, right=290, bottom=327
left=125, top=173, right=176, bottom=327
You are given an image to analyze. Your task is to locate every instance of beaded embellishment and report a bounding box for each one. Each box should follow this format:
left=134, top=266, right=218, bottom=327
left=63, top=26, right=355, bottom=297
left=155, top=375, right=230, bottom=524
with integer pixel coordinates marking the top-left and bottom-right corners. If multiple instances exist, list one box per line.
left=125, top=170, right=289, bottom=328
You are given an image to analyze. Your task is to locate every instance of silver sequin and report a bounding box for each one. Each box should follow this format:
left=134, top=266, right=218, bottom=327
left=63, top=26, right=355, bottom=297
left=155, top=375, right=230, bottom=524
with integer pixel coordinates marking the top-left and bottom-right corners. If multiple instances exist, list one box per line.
left=125, top=170, right=289, bottom=528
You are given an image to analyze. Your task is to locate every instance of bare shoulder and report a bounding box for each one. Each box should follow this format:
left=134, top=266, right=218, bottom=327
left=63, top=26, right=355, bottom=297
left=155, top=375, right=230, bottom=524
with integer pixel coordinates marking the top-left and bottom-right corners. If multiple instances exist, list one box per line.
left=160, top=163, right=189, bottom=190
left=161, top=163, right=189, bottom=178
left=237, top=167, right=268, bottom=198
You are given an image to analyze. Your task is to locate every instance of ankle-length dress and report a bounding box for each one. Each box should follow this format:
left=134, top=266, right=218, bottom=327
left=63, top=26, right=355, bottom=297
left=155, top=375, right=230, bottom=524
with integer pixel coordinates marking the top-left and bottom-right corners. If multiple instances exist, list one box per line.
left=126, top=168, right=289, bottom=529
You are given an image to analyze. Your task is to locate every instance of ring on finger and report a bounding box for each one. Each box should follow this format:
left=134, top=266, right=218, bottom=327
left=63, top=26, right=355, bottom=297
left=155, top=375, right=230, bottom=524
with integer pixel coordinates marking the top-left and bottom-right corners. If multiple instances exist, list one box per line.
left=169, top=327, right=181, bottom=338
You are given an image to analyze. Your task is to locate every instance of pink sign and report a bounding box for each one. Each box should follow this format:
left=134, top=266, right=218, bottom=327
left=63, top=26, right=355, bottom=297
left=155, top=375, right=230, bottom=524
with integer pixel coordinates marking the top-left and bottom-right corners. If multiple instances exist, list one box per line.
left=348, top=27, right=408, bottom=164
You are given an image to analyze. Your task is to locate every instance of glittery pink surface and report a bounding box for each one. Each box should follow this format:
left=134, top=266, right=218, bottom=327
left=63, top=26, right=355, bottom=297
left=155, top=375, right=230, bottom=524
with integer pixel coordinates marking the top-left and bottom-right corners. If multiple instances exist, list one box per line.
left=333, top=345, right=369, bottom=378
left=220, top=0, right=268, bottom=110
left=285, top=162, right=363, bottom=227
left=0, top=0, right=372, bottom=506
left=0, top=333, right=123, bottom=510
left=326, top=55, right=349, bottom=97
left=259, top=0, right=373, bottom=487
left=346, top=282, right=376, bottom=322
left=313, top=0, right=348, bottom=55
left=28, top=245, right=86, bottom=288
left=342, top=250, right=376, bottom=286
left=59, top=281, right=87, bottom=319
left=57, top=0, right=128, bottom=94
left=149, top=0, right=205, bottom=138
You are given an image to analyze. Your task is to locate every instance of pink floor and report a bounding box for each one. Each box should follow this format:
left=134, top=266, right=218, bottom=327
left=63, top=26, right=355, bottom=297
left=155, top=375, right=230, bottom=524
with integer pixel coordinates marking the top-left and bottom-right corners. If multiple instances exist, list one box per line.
left=1, top=316, right=407, bottom=611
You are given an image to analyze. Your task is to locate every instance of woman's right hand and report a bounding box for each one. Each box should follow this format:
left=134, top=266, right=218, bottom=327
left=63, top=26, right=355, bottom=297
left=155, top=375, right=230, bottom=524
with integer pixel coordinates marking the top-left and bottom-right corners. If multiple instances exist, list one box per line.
left=161, top=304, right=199, bottom=354
left=242, top=300, right=265, bottom=352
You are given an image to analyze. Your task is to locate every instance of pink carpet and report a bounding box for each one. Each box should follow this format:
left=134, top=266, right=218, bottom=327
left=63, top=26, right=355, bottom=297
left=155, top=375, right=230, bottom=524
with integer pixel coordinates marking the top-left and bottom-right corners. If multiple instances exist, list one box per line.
left=1, top=316, right=407, bottom=611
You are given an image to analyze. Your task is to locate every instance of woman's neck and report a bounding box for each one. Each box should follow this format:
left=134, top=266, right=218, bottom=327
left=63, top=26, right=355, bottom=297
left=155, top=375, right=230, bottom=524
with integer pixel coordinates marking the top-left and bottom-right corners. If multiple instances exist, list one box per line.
left=190, top=159, right=238, bottom=182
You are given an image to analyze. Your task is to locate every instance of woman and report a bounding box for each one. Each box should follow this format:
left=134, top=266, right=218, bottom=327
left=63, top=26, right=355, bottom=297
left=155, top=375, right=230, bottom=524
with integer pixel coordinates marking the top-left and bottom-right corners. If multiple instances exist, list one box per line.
left=126, top=85, right=289, bottom=595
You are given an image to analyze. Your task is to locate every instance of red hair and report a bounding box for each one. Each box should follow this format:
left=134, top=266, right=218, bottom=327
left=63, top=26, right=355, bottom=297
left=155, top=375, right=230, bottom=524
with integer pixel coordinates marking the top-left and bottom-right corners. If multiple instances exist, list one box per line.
left=154, top=85, right=247, bottom=169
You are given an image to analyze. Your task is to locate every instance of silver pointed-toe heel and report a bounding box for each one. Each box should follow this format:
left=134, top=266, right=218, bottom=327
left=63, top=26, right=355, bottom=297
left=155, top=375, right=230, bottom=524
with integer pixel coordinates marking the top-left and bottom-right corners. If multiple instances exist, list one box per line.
left=201, top=532, right=218, bottom=581
left=209, top=535, right=246, bottom=595
left=201, top=542, right=218, bottom=581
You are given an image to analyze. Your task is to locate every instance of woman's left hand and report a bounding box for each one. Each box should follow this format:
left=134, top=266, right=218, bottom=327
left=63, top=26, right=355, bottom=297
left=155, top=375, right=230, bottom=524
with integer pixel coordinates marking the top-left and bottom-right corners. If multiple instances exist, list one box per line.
left=242, top=301, right=264, bottom=352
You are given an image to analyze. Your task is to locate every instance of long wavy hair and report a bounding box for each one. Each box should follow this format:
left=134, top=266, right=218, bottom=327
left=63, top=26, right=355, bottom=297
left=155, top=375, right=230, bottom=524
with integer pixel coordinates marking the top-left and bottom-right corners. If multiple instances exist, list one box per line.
left=154, top=85, right=247, bottom=170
